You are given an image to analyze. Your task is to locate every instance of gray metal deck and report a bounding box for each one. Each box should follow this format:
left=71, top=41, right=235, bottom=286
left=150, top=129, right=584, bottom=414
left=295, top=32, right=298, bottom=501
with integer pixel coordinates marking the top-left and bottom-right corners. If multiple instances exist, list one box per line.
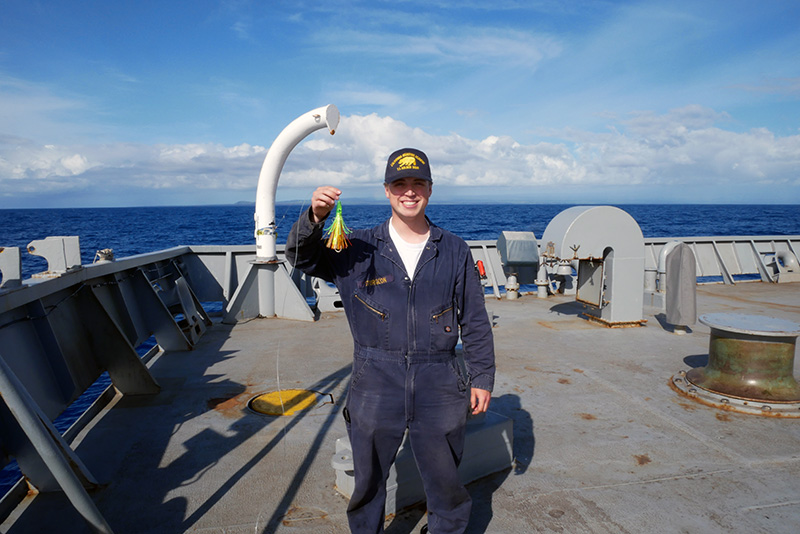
left=2, top=279, right=798, bottom=533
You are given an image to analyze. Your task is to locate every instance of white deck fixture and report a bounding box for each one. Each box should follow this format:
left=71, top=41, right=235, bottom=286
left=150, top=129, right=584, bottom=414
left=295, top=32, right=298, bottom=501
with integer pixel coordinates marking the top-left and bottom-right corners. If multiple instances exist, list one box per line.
left=224, top=105, right=339, bottom=323
left=254, top=104, right=339, bottom=261
left=541, top=206, right=645, bottom=326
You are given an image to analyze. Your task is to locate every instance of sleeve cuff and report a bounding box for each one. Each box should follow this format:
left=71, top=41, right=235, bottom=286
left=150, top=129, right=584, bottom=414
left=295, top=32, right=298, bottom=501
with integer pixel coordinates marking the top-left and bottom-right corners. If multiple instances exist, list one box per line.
left=470, top=374, right=494, bottom=392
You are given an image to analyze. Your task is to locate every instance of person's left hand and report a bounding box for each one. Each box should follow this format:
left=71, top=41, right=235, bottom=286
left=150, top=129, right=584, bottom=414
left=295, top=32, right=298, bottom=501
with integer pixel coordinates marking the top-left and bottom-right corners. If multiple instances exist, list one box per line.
left=470, top=387, right=491, bottom=414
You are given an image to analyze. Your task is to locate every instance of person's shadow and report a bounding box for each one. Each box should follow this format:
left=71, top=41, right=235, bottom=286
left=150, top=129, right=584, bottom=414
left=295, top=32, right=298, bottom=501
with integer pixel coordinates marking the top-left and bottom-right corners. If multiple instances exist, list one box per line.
left=465, top=393, right=534, bottom=533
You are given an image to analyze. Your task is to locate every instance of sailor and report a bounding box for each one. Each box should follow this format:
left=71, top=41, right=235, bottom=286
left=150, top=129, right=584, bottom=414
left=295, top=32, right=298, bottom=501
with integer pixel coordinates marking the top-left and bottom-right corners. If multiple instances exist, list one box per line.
left=286, top=147, right=495, bottom=534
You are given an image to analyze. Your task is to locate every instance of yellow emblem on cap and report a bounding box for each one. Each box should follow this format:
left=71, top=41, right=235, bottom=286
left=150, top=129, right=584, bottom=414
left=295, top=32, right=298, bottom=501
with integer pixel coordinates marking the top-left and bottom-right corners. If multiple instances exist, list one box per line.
left=392, top=152, right=425, bottom=171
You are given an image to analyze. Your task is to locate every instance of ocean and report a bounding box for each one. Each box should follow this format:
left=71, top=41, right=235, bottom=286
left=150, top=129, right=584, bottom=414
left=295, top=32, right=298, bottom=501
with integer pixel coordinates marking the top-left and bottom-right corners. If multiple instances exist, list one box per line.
left=2, top=203, right=799, bottom=279
left=0, top=202, right=799, bottom=491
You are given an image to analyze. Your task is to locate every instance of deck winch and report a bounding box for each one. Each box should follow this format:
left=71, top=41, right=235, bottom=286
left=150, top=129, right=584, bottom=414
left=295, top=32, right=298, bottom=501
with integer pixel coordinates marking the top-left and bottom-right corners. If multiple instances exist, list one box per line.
left=671, top=313, right=800, bottom=417
left=540, top=206, right=645, bottom=327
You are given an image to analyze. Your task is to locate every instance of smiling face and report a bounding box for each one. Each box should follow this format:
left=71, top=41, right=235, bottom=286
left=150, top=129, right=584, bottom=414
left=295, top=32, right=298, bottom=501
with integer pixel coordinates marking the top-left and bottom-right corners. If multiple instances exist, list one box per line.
left=384, top=176, right=432, bottom=223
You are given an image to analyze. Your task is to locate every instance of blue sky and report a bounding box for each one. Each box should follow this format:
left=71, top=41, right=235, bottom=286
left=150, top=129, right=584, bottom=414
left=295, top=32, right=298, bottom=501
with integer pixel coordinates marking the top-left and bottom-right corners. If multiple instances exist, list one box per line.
left=1, top=0, right=799, bottom=208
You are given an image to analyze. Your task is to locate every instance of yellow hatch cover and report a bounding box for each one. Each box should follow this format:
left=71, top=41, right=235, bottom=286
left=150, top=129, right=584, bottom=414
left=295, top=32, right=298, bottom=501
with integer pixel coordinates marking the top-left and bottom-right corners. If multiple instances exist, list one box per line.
left=248, top=389, right=323, bottom=416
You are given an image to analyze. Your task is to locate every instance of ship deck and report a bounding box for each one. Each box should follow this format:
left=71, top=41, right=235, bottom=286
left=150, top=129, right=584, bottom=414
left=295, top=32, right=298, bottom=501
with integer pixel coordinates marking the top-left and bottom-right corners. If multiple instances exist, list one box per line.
left=2, top=281, right=799, bottom=534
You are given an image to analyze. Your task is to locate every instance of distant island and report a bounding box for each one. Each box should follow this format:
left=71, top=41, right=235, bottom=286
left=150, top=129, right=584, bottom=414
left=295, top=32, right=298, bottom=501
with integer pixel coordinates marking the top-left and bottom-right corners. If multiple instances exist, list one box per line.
left=235, top=198, right=394, bottom=206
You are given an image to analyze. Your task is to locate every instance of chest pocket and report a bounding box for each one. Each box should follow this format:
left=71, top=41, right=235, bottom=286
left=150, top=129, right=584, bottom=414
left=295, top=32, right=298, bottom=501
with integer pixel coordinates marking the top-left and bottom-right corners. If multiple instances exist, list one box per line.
left=430, top=303, right=459, bottom=351
left=352, top=292, right=390, bottom=348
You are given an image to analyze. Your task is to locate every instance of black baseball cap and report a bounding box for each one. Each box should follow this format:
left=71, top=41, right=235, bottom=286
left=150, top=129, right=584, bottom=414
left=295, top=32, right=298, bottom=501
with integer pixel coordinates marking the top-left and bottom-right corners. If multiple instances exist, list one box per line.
left=384, top=148, right=432, bottom=184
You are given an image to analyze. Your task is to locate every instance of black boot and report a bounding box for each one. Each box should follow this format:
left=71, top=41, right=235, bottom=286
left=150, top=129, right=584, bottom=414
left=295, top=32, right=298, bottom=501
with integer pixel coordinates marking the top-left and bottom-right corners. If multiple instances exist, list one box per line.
left=420, top=525, right=428, bottom=534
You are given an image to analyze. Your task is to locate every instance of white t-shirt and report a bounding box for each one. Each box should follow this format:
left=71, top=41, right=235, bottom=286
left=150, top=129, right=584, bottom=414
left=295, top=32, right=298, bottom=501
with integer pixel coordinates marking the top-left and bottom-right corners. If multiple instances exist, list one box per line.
left=389, top=219, right=429, bottom=280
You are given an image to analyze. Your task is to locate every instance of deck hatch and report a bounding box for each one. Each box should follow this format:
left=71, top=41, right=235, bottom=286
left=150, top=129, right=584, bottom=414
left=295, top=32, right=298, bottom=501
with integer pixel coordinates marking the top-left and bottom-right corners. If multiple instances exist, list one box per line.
left=247, top=389, right=331, bottom=416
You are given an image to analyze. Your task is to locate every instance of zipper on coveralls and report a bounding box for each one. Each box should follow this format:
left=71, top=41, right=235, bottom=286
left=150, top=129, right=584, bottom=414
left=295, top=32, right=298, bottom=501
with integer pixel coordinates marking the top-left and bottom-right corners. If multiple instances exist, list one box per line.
left=354, top=294, right=386, bottom=320
left=405, top=270, right=414, bottom=422
left=432, top=306, right=453, bottom=323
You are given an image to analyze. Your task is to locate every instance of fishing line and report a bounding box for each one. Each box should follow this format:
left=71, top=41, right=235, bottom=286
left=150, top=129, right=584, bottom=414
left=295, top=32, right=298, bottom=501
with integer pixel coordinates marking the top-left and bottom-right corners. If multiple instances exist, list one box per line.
left=275, top=342, right=289, bottom=457
left=272, top=152, right=321, bottom=459
left=271, top=198, right=309, bottom=329
left=282, top=199, right=308, bottom=280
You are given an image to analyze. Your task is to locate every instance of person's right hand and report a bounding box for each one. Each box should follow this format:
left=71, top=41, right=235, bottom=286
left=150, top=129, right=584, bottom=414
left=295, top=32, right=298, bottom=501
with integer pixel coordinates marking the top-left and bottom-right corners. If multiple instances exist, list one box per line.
left=311, top=186, right=341, bottom=223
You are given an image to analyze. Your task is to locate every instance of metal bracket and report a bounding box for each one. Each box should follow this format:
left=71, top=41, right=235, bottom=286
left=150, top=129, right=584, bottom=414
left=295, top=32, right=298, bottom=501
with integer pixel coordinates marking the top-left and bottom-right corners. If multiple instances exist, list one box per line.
left=0, top=247, right=22, bottom=289
left=27, top=236, right=82, bottom=275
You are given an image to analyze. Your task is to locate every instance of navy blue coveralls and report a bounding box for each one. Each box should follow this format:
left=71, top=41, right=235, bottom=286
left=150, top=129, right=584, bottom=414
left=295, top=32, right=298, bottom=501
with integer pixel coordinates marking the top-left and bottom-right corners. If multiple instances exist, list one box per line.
left=286, top=209, right=495, bottom=534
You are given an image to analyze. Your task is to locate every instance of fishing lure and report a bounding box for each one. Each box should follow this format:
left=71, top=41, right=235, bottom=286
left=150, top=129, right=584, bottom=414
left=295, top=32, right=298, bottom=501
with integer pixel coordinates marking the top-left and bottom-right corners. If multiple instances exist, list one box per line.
left=323, top=200, right=352, bottom=252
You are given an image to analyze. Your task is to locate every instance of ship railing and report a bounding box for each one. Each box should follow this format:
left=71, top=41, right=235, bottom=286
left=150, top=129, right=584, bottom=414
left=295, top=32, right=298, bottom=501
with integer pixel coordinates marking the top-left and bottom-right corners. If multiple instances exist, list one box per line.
left=0, top=246, right=212, bottom=532
left=183, top=236, right=800, bottom=312
left=643, top=235, right=800, bottom=285
left=467, top=236, right=800, bottom=296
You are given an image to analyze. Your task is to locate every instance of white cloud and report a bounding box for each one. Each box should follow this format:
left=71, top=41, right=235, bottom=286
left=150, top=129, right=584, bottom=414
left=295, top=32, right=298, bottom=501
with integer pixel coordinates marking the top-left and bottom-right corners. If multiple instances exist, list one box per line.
left=733, top=77, right=800, bottom=96
left=231, top=20, right=251, bottom=41
left=583, top=106, right=800, bottom=187
left=328, top=86, right=407, bottom=109
left=0, top=75, right=91, bottom=142
left=1, top=108, right=798, bottom=206
left=316, top=27, right=561, bottom=69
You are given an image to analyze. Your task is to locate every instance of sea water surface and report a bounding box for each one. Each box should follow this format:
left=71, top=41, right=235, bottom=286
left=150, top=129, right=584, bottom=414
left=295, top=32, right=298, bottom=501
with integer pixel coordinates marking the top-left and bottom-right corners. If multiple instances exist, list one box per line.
left=2, top=203, right=799, bottom=279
